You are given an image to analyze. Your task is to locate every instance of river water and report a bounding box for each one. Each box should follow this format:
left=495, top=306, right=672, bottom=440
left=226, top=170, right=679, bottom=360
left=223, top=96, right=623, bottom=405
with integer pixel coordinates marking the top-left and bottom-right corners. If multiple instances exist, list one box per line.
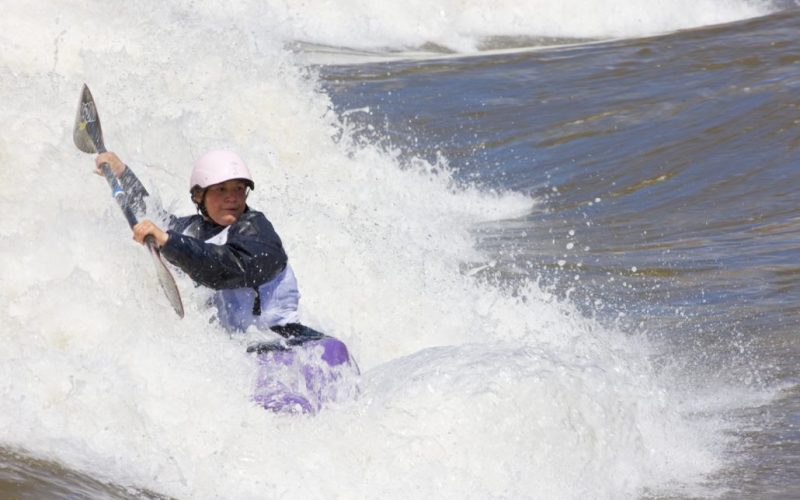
left=1, top=1, right=798, bottom=499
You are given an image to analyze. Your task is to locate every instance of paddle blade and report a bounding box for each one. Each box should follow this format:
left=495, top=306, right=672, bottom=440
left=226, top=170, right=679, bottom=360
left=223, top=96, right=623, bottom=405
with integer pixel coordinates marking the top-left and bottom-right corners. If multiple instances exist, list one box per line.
left=146, top=241, right=185, bottom=318
left=73, top=84, right=104, bottom=154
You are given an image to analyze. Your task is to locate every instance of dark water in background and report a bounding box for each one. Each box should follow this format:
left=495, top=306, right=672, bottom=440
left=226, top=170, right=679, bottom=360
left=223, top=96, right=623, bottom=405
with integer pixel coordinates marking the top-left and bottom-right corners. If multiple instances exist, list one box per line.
left=321, top=9, right=800, bottom=498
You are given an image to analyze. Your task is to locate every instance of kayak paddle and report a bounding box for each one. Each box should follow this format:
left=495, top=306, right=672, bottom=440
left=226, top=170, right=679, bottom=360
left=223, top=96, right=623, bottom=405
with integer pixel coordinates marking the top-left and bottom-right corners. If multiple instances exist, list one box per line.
left=73, top=84, right=184, bottom=318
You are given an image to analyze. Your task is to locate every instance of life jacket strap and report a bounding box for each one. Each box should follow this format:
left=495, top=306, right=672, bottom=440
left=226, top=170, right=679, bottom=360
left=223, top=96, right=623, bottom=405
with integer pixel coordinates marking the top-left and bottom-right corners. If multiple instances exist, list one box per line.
left=252, top=287, right=262, bottom=316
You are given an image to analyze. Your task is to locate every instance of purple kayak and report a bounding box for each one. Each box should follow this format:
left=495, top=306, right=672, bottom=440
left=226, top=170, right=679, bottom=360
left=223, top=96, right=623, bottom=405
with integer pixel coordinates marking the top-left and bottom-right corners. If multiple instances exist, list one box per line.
left=249, top=326, right=359, bottom=414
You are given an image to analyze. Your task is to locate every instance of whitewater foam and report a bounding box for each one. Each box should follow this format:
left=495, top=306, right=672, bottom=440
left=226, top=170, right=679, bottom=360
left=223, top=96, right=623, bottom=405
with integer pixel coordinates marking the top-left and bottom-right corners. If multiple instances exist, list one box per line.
left=0, top=1, right=761, bottom=498
left=270, top=0, right=775, bottom=52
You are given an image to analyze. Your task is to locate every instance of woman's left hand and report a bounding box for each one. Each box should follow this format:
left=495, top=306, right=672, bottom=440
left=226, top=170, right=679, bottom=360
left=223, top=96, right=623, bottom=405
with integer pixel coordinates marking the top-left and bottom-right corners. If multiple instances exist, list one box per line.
left=132, top=220, right=169, bottom=248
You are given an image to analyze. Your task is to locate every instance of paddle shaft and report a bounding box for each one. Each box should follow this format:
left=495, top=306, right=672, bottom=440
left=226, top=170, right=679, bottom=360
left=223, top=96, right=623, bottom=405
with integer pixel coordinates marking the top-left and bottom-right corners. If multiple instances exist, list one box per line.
left=75, top=84, right=183, bottom=317
left=92, top=136, right=157, bottom=247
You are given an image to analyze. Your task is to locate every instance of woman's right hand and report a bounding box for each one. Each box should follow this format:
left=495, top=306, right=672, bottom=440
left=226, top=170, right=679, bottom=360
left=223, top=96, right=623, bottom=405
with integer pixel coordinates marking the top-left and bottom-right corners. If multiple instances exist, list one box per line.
left=95, top=152, right=126, bottom=178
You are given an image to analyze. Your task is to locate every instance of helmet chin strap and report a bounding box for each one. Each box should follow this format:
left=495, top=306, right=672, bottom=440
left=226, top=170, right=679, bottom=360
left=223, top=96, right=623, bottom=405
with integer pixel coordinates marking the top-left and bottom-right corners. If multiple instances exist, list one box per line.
left=192, top=188, right=210, bottom=219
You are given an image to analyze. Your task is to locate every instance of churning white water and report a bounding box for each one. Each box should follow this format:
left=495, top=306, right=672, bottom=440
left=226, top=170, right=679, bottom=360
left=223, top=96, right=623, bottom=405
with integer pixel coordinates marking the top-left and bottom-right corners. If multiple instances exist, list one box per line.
left=0, top=1, right=780, bottom=498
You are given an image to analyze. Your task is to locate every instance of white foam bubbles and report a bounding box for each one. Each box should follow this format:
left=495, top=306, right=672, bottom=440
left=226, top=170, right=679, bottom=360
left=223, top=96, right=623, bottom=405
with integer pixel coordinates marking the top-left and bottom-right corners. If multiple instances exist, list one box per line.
left=0, top=1, right=740, bottom=498
left=272, top=0, right=775, bottom=52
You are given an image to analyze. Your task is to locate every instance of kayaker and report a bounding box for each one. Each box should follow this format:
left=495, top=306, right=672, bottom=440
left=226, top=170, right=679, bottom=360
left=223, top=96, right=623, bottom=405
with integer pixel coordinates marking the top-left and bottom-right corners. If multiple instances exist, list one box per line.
left=94, top=150, right=358, bottom=414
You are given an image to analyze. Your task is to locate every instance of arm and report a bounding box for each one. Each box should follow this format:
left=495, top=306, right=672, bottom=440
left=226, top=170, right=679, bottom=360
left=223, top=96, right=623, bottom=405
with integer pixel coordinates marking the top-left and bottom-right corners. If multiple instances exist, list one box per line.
left=95, top=152, right=177, bottom=230
left=117, top=165, right=150, bottom=216
left=95, top=152, right=149, bottom=216
left=159, top=211, right=288, bottom=290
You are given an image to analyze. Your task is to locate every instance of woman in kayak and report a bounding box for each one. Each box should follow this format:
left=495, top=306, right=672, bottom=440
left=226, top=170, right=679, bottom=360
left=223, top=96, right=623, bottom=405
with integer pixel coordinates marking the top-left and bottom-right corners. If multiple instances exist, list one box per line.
left=95, top=150, right=358, bottom=414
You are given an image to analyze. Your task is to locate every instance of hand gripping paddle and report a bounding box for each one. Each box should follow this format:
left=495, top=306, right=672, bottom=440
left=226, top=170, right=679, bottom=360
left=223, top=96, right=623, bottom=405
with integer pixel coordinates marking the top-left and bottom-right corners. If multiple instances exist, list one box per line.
left=74, top=84, right=184, bottom=318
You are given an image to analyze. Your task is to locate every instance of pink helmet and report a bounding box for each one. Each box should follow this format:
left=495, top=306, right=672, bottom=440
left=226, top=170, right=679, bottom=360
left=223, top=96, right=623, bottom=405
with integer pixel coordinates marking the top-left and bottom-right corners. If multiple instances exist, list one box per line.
left=189, top=150, right=254, bottom=192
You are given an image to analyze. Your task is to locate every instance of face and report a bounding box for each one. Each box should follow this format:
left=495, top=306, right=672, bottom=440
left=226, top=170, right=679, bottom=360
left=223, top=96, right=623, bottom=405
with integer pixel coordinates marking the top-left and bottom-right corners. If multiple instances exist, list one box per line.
left=201, top=180, right=249, bottom=226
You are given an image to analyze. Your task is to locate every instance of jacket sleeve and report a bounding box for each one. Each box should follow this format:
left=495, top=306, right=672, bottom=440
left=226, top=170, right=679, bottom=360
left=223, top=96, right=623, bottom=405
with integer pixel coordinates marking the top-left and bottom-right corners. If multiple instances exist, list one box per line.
left=118, top=165, right=179, bottom=228
left=118, top=166, right=150, bottom=217
left=159, top=211, right=288, bottom=290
